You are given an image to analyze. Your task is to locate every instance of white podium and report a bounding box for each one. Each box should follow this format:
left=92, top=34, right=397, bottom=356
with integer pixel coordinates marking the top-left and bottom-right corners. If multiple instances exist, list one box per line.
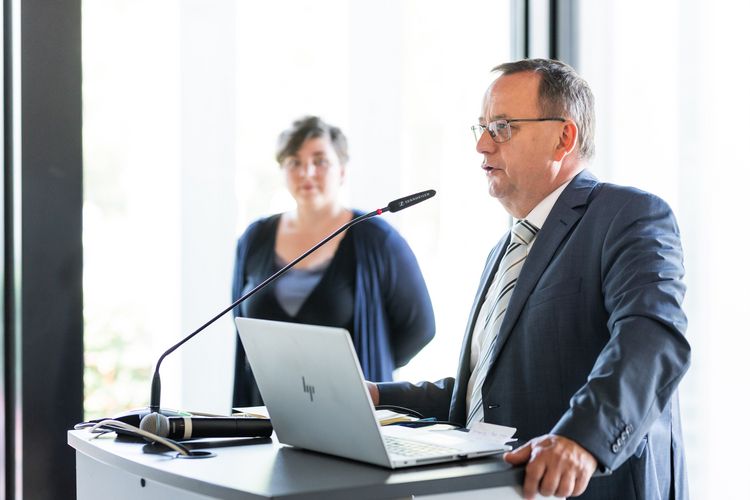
left=69, top=429, right=528, bottom=499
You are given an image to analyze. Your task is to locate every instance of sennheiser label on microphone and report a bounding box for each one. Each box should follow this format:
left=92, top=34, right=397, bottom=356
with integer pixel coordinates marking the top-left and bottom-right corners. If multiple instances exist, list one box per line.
left=387, top=189, right=436, bottom=212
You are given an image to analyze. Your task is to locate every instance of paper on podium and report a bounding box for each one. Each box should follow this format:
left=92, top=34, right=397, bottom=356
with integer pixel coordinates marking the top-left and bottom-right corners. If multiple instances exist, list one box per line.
left=375, top=409, right=420, bottom=426
left=232, top=406, right=270, bottom=419
left=383, top=421, right=516, bottom=451
left=466, top=422, right=517, bottom=445
left=233, top=407, right=419, bottom=426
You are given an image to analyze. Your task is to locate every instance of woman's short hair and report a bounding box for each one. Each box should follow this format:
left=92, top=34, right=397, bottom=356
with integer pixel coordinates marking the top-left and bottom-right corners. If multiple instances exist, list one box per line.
left=275, top=116, right=349, bottom=165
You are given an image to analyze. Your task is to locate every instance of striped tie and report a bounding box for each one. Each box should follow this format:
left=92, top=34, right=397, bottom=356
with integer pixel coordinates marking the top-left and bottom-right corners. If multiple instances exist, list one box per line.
left=465, top=219, right=539, bottom=428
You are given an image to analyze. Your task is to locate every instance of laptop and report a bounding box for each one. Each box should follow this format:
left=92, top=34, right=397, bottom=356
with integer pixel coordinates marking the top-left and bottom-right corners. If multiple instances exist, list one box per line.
left=235, top=317, right=514, bottom=468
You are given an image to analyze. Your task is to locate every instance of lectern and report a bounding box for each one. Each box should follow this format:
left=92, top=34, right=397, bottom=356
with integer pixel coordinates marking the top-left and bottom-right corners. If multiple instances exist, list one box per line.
left=68, top=429, right=526, bottom=499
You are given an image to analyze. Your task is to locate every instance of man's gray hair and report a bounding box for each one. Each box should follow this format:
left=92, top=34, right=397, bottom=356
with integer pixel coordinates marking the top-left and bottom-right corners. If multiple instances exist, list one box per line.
left=493, top=59, right=595, bottom=160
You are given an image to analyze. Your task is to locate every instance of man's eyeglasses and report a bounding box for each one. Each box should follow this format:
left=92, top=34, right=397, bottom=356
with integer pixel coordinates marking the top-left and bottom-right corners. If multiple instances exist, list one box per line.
left=471, top=117, right=566, bottom=143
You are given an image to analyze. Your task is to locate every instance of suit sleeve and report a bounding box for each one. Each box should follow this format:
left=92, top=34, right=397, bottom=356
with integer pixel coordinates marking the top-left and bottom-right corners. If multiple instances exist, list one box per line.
left=550, top=192, right=691, bottom=472
left=381, top=229, right=436, bottom=367
left=378, top=378, right=455, bottom=421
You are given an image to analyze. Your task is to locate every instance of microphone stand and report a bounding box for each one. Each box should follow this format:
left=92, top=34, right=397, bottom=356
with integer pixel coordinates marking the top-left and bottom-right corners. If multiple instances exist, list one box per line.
left=107, top=188, right=434, bottom=427
left=147, top=206, right=390, bottom=415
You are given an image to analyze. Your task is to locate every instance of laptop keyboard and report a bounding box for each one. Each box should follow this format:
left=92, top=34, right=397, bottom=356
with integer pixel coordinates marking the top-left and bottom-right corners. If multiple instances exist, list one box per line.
left=383, top=435, right=462, bottom=457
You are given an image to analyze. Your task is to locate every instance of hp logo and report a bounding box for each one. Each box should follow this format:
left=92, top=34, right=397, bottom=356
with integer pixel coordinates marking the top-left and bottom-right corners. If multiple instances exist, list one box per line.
left=302, top=376, right=315, bottom=402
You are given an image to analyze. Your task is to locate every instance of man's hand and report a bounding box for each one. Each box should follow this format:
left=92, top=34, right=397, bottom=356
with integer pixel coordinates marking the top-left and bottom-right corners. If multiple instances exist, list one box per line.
left=366, top=382, right=380, bottom=406
left=503, top=434, right=597, bottom=499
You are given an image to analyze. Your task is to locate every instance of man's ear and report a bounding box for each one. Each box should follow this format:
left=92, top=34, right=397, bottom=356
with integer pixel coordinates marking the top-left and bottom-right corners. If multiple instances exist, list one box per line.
left=554, top=120, right=578, bottom=161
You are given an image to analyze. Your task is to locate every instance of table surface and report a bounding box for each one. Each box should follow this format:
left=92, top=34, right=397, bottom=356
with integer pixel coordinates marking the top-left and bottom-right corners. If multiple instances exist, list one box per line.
left=68, top=429, right=524, bottom=499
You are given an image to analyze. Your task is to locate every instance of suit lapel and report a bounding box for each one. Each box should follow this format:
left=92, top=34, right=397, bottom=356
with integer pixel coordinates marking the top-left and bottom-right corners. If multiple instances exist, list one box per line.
left=489, top=170, right=599, bottom=364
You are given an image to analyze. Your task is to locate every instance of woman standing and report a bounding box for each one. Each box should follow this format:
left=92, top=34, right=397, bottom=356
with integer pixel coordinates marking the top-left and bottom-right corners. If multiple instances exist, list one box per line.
left=232, top=116, right=435, bottom=407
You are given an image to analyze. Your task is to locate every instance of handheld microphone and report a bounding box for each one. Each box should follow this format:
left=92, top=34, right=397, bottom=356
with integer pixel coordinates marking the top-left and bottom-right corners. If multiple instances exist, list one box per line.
left=140, top=413, right=272, bottom=440
left=145, top=189, right=437, bottom=418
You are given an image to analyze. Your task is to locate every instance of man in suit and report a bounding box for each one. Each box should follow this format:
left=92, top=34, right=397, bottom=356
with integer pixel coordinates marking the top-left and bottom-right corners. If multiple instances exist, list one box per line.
left=367, top=58, right=690, bottom=499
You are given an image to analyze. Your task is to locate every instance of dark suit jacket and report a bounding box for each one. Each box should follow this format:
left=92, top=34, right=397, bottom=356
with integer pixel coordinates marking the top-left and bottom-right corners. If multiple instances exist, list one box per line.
left=379, top=170, right=691, bottom=500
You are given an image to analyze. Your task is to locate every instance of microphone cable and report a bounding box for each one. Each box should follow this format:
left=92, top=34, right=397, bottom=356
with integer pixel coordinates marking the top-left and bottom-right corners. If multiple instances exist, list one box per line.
left=74, top=419, right=196, bottom=457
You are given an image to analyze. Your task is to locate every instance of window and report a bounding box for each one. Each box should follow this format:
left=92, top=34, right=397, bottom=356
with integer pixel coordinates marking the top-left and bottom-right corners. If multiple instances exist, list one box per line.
left=83, top=0, right=512, bottom=418
left=577, top=0, right=750, bottom=496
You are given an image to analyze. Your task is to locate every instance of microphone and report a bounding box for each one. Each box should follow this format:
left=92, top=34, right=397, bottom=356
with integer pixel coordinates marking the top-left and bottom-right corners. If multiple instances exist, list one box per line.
left=387, top=189, right=436, bottom=213
left=144, top=189, right=437, bottom=421
left=140, top=413, right=272, bottom=440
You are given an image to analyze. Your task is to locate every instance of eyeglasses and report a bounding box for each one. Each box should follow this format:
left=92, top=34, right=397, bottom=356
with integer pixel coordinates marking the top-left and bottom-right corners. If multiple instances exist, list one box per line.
left=471, top=117, right=566, bottom=143
left=281, top=156, right=331, bottom=171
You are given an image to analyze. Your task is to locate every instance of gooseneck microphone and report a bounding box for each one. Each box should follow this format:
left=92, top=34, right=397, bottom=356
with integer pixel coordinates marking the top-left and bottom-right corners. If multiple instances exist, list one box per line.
left=147, top=189, right=436, bottom=417
left=140, top=413, right=273, bottom=440
left=387, top=190, right=437, bottom=213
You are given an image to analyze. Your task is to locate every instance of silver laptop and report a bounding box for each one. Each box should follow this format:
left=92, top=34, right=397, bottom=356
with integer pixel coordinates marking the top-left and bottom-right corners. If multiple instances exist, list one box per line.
left=235, top=317, right=513, bottom=468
